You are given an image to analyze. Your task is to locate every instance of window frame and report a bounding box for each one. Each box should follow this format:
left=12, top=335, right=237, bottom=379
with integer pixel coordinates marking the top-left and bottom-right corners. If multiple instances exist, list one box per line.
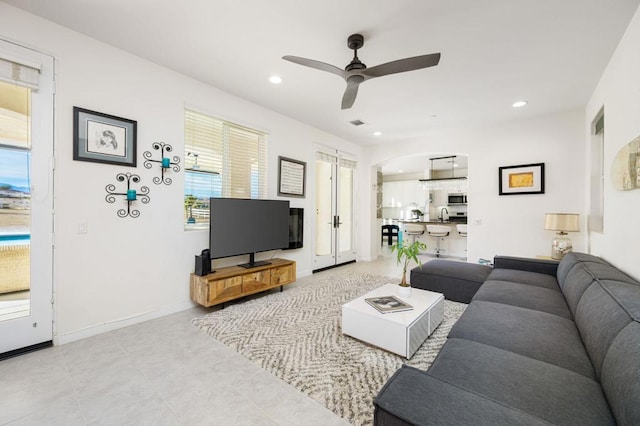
left=183, top=109, right=268, bottom=230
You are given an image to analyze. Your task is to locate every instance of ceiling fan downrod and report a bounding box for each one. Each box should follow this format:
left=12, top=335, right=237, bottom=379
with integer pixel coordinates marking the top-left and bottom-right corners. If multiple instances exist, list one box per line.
left=345, top=34, right=366, bottom=72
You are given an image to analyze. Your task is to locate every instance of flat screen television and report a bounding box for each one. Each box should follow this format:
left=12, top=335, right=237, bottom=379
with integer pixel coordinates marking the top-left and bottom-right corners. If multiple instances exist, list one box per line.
left=209, top=198, right=289, bottom=268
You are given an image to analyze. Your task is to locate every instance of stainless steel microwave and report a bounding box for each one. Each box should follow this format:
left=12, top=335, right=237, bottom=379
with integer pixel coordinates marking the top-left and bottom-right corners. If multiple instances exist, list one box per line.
left=448, top=194, right=467, bottom=204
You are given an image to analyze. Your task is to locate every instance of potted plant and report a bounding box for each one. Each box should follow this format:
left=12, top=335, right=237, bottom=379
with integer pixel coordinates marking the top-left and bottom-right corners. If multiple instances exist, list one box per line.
left=391, top=239, right=427, bottom=297
left=184, top=194, right=197, bottom=224
left=411, top=208, right=424, bottom=220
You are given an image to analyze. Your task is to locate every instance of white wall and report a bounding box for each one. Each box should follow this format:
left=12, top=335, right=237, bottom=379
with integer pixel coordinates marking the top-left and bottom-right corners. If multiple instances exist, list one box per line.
left=363, top=109, right=587, bottom=263
left=585, top=6, right=640, bottom=279
left=0, top=3, right=362, bottom=343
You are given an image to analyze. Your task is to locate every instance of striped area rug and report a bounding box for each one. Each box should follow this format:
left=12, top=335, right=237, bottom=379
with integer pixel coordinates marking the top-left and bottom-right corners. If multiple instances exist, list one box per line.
left=192, top=270, right=466, bottom=425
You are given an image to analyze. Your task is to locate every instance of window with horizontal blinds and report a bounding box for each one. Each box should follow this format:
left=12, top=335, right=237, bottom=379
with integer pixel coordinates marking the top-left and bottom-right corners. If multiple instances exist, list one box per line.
left=0, top=54, right=37, bottom=150
left=0, top=81, right=31, bottom=149
left=184, top=109, right=267, bottom=229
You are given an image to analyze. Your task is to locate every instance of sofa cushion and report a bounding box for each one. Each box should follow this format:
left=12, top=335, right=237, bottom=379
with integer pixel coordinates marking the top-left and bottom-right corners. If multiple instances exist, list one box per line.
left=374, top=365, right=551, bottom=426
left=473, top=280, right=572, bottom=319
left=556, top=252, right=604, bottom=284
left=600, top=322, right=640, bottom=426
left=487, top=268, right=560, bottom=291
left=426, top=338, right=615, bottom=426
left=558, top=252, right=637, bottom=315
left=559, top=261, right=598, bottom=316
left=448, top=300, right=596, bottom=379
left=557, top=252, right=631, bottom=285
left=574, top=280, right=640, bottom=378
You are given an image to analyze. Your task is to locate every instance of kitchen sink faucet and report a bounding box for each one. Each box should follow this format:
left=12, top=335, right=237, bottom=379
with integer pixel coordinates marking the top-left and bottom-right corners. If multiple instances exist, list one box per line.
left=439, top=207, right=449, bottom=222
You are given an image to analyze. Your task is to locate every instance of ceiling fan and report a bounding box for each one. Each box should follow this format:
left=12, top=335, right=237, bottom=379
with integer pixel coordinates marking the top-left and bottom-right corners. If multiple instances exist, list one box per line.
left=283, top=33, right=440, bottom=110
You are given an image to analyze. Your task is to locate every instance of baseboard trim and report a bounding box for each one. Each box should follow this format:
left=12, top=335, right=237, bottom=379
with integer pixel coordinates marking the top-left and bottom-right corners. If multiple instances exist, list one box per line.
left=55, top=300, right=194, bottom=345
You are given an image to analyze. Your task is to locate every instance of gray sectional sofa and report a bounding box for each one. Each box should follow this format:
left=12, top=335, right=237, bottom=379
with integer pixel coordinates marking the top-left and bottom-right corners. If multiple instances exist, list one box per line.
left=374, top=252, right=640, bottom=425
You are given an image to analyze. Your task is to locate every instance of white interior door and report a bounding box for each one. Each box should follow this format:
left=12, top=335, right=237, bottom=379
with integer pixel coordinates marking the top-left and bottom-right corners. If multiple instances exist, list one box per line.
left=314, top=150, right=356, bottom=271
left=0, top=40, right=54, bottom=356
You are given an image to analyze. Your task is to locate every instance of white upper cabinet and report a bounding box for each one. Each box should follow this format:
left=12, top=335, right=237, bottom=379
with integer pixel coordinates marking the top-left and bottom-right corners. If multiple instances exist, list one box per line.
left=382, top=181, right=401, bottom=207
left=382, top=180, right=428, bottom=208
left=431, top=189, right=448, bottom=205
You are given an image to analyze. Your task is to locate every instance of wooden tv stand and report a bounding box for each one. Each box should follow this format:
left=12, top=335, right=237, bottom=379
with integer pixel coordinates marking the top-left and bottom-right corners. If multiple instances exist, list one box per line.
left=190, top=258, right=296, bottom=307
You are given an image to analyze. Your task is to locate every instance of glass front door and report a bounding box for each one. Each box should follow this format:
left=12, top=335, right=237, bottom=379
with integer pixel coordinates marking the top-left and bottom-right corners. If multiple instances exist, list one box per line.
left=313, top=150, right=356, bottom=271
left=0, top=40, right=54, bottom=355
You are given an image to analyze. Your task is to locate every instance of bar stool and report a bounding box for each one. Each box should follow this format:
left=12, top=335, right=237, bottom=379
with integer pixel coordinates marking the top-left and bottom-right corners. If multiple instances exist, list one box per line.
left=426, top=225, right=450, bottom=258
left=404, top=223, right=425, bottom=245
left=457, top=224, right=468, bottom=260
left=381, top=224, right=399, bottom=246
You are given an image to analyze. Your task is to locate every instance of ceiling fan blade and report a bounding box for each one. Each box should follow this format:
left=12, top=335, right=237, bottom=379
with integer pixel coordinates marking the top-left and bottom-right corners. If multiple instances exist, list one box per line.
left=362, top=53, right=441, bottom=78
left=282, top=55, right=347, bottom=78
left=341, top=76, right=363, bottom=110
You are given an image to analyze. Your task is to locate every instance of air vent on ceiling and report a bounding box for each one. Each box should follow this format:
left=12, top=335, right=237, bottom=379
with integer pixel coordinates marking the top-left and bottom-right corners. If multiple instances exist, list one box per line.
left=349, top=119, right=365, bottom=126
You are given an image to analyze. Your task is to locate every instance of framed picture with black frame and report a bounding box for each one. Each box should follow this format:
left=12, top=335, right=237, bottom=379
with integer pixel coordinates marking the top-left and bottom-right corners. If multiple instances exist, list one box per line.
left=73, top=107, right=137, bottom=167
left=278, top=156, right=306, bottom=197
left=498, top=162, right=545, bottom=195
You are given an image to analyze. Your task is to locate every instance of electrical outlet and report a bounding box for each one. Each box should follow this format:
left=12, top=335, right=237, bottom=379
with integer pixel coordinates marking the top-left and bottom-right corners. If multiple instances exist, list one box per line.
left=77, top=222, right=88, bottom=234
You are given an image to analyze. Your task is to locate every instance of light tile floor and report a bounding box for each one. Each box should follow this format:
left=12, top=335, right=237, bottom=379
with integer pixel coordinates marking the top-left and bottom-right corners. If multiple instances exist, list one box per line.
left=0, top=249, right=439, bottom=425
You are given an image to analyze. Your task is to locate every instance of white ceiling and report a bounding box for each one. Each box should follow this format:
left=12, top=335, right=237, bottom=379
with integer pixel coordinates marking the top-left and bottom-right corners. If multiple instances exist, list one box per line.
left=4, top=0, right=639, bottom=153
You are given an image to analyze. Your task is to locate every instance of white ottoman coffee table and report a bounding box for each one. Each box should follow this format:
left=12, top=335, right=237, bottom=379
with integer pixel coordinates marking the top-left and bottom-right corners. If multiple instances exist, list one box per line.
left=341, top=283, right=444, bottom=359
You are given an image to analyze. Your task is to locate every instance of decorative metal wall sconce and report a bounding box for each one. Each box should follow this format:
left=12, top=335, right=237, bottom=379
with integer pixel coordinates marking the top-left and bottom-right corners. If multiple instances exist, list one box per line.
left=143, top=142, right=181, bottom=185
left=105, top=172, right=150, bottom=218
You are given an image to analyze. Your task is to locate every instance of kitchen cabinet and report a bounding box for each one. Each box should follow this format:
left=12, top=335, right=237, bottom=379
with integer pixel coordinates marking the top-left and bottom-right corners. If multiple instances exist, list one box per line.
left=406, top=181, right=428, bottom=207
left=431, top=189, right=448, bottom=205
left=382, top=181, right=402, bottom=207
left=382, top=181, right=428, bottom=208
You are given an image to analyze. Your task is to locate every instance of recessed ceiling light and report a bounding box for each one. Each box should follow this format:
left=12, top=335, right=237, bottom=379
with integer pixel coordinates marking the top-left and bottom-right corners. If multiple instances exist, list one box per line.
left=512, top=100, right=528, bottom=108
left=397, top=169, right=404, bottom=173
left=373, top=131, right=382, bottom=136
left=269, top=75, right=282, bottom=84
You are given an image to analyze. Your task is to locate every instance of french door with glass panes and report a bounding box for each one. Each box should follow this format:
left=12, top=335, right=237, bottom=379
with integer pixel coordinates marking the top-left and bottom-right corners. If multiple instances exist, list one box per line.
left=314, top=150, right=356, bottom=271
left=0, top=39, right=54, bottom=356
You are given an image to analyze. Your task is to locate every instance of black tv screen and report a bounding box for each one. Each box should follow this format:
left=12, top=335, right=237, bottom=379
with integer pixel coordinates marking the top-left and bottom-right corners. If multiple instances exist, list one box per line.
left=209, top=198, right=289, bottom=268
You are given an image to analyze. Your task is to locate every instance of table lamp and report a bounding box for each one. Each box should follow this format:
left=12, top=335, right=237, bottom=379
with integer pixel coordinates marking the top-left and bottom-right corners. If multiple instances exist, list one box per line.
left=544, top=213, right=580, bottom=260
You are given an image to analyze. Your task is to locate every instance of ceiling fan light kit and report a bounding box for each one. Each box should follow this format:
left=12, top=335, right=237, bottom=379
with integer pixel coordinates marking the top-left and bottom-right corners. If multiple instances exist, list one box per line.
left=283, top=33, right=440, bottom=109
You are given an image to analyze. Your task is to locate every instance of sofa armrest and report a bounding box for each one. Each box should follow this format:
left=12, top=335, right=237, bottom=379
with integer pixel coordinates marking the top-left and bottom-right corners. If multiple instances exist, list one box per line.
left=493, top=255, right=559, bottom=277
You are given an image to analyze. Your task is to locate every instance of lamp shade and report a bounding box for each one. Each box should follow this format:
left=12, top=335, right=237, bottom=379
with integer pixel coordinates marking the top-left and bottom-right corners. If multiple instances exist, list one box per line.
left=545, top=213, right=580, bottom=232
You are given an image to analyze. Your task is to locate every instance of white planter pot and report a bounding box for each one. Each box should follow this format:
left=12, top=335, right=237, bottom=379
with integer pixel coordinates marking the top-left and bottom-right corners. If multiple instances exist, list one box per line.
left=398, top=285, right=412, bottom=298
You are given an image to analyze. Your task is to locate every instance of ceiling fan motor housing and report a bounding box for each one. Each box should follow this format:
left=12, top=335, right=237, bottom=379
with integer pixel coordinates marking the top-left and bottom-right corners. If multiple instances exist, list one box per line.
left=347, top=33, right=364, bottom=50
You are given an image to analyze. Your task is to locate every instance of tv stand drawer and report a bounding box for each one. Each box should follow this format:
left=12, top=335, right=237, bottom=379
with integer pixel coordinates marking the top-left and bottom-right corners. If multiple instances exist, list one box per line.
left=271, top=264, right=296, bottom=285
